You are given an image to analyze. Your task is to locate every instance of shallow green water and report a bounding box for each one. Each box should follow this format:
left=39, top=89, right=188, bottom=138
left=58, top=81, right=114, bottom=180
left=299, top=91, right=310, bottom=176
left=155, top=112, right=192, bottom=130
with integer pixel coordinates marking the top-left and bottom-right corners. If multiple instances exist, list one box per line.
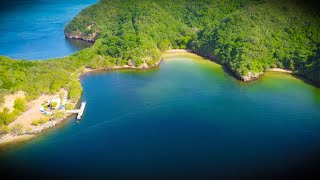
left=1, top=54, right=320, bottom=178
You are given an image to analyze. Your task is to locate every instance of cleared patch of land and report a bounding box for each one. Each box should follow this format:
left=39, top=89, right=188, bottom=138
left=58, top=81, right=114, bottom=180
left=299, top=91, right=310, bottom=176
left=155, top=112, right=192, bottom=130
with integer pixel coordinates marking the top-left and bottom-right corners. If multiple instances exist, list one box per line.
left=9, top=94, right=58, bottom=130
left=0, top=91, right=25, bottom=112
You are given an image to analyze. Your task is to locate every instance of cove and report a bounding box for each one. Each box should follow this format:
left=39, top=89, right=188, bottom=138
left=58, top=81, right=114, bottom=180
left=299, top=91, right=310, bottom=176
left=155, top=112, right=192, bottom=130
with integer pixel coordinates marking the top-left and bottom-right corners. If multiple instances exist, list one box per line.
left=0, top=0, right=97, bottom=60
left=1, top=53, right=320, bottom=178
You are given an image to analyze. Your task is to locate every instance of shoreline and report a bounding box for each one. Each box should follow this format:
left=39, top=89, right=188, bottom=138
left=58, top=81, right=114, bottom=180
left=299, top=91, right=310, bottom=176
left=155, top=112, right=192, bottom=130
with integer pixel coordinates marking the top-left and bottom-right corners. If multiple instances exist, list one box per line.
left=0, top=134, right=35, bottom=147
left=165, top=49, right=192, bottom=53
left=0, top=92, right=72, bottom=147
left=64, top=32, right=96, bottom=43
left=164, top=50, right=293, bottom=77
left=266, top=68, right=293, bottom=74
left=0, top=50, right=302, bottom=147
left=0, top=111, right=79, bottom=147
left=80, top=58, right=163, bottom=78
left=0, top=58, right=163, bottom=147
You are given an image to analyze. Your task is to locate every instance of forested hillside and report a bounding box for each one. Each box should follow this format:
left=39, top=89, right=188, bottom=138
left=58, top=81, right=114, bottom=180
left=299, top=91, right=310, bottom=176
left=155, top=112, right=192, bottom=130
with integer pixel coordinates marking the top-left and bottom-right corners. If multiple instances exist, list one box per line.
left=65, top=0, right=320, bottom=81
left=0, top=47, right=98, bottom=104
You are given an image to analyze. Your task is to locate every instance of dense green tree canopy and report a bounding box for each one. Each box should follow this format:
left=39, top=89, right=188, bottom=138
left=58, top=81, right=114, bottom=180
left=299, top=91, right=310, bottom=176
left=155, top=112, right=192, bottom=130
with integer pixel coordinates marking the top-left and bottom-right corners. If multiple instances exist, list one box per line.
left=66, top=0, right=320, bottom=81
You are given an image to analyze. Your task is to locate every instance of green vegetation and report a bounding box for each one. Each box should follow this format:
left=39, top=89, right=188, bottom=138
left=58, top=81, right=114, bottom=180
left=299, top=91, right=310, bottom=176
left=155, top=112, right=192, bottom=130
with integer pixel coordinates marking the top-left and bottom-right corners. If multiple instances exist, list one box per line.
left=31, top=117, right=49, bottom=126
left=11, top=123, right=23, bottom=135
left=53, top=111, right=67, bottom=120
left=65, top=0, right=320, bottom=81
left=0, top=98, right=27, bottom=126
left=65, top=103, right=74, bottom=110
left=51, top=102, right=58, bottom=108
left=68, top=80, right=83, bottom=102
left=0, top=0, right=320, bottom=117
left=0, top=47, right=94, bottom=100
left=209, top=0, right=320, bottom=80
left=14, top=98, right=27, bottom=112
left=0, top=108, right=15, bottom=125
left=0, top=125, right=10, bottom=135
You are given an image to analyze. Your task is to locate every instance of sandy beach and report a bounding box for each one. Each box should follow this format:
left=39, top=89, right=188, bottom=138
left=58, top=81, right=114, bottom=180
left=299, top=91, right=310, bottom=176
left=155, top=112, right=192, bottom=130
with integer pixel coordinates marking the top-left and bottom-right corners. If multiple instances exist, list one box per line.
left=165, top=49, right=192, bottom=53
left=267, top=68, right=293, bottom=73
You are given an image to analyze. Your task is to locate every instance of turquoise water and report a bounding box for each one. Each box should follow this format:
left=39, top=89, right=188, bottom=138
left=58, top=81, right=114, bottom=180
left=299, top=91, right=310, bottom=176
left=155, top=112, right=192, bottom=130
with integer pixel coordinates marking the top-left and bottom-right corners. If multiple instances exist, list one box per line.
left=0, top=0, right=97, bottom=60
left=1, top=54, right=320, bottom=178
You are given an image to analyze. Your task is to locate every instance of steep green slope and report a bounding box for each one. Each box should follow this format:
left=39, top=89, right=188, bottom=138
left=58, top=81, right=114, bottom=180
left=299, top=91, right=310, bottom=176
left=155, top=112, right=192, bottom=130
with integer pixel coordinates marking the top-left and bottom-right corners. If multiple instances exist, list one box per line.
left=65, top=0, right=320, bottom=82
left=210, top=0, right=320, bottom=81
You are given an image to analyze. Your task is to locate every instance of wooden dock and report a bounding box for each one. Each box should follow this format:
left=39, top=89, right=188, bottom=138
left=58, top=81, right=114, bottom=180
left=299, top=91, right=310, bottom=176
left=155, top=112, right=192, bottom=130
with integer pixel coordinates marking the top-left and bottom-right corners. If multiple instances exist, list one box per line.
left=77, top=102, right=86, bottom=119
left=66, top=102, right=86, bottom=120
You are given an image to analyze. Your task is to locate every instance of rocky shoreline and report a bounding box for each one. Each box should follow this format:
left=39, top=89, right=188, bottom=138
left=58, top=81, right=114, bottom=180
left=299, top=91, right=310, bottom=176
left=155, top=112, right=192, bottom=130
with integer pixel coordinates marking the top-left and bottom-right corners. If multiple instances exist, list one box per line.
left=240, top=71, right=265, bottom=82
left=84, top=59, right=163, bottom=73
left=65, top=32, right=96, bottom=43
left=0, top=112, right=76, bottom=147
left=27, top=116, right=70, bottom=134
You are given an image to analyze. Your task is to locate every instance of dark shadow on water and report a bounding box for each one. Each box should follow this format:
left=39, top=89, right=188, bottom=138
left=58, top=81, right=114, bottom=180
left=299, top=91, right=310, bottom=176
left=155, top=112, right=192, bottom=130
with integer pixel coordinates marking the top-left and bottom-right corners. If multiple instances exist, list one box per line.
left=188, top=51, right=238, bottom=79
left=291, top=73, right=320, bottom=88
left=190, top=50, right=262, bottom=88
left=65, top=37, right=93, bottom=51
left=192, top=50, right=320, bottom=89
left=0, top=163, right=320, bottom=180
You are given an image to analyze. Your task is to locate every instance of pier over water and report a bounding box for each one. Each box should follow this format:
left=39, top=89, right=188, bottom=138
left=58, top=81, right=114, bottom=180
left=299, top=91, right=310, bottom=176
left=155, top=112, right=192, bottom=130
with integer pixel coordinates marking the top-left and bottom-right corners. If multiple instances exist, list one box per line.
left=66, top=102, right=86, bottom=120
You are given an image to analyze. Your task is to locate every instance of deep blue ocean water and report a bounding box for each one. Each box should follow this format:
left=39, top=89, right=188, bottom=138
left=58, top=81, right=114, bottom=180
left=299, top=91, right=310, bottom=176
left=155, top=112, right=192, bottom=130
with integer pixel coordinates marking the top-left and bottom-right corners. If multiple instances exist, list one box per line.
left=0, top=0, right=97, bottom=60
